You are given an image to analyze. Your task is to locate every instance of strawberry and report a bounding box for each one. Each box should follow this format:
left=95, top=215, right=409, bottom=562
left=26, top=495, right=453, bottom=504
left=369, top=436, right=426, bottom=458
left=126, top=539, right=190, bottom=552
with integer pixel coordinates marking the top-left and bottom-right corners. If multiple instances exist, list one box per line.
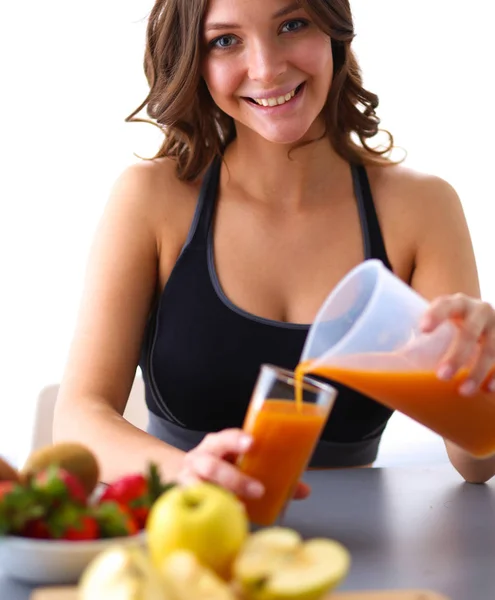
left=98, top=463, right=173, bottom=529
left=30, top=465, right=87, bottom=507
left=100, top=473, right=147, bottom=506
left=27, top=504, right=100, bottom=541
left=1, top=468, right=98, bottom=539
left=99, top=474, right=149, bottom=528
left=20, top=518, right=51, bottom=539
left=0, top=481, right=45, bottom=535
left=91, top=501, right=139, bottom=538
left=62, top=515, right=99, bottom=541
left=0, top=481, right=15, bottom=501
left=130, top=506, right=151, bottom=530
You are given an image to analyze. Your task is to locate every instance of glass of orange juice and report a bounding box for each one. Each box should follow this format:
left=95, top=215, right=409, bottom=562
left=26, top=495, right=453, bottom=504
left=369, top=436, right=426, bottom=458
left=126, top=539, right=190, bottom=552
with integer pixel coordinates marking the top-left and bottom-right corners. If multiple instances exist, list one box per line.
left=237, top=364, right=337, bottom=527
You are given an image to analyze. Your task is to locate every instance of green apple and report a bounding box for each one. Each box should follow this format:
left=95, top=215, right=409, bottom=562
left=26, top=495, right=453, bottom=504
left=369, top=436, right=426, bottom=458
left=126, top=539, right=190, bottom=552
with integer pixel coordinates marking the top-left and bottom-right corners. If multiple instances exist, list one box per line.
left=146, top=482, right=249, bottom=579
left=79, top=546, right=166, bottom=600
left=233, top=527, right=351, bottom=600
left=161, top=549, right=237, bottom=600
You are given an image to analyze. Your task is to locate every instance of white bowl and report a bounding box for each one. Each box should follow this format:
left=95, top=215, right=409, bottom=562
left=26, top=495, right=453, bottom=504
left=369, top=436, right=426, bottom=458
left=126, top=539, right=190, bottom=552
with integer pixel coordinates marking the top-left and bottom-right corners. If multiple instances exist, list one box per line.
left=0, top=531, right=147, bottom=584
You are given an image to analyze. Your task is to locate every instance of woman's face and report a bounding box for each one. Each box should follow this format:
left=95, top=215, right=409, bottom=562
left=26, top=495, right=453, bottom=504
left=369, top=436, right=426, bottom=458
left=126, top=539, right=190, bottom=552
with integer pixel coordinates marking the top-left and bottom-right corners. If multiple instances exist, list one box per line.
left=202, top=0, right=334, bottom=145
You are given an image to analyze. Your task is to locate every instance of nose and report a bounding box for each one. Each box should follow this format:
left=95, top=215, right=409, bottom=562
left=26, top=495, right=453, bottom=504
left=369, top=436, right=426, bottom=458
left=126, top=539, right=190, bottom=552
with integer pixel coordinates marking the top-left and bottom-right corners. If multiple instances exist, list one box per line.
left=247, top=39, right=287, bottom=84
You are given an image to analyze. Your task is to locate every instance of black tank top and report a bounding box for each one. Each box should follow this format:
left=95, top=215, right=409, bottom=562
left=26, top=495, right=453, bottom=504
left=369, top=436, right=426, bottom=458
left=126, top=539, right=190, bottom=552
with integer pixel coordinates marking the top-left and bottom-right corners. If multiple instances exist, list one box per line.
left=139, top=156, right=394, bottom=467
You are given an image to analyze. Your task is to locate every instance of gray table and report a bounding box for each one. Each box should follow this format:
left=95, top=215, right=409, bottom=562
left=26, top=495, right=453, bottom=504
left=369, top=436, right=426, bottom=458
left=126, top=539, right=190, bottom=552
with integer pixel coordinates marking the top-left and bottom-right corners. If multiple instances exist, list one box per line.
left=1, top=465, right=494, bottom=599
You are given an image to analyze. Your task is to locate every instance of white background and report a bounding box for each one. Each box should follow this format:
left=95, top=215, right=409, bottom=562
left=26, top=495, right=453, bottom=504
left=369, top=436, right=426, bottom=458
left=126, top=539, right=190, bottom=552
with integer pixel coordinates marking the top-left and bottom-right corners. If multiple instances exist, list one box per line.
left=0, top=1, right=493, bottom=467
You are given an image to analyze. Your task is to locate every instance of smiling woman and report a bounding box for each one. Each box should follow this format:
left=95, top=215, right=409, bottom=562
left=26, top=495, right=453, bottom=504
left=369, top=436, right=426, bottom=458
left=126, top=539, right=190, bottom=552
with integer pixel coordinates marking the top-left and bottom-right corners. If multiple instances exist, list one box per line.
left=202, top=0, right=335, bottom=145
left=126, top=0, right=394, bottom=181
left=52, top=0, right=495, bottom=498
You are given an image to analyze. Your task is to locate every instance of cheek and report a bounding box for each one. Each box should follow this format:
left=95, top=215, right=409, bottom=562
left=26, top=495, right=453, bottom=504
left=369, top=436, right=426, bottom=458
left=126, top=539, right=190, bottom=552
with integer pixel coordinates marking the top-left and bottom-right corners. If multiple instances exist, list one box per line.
left=203, top=58, right=244, bottom=102
left=295, top=35, right=333, bottom=79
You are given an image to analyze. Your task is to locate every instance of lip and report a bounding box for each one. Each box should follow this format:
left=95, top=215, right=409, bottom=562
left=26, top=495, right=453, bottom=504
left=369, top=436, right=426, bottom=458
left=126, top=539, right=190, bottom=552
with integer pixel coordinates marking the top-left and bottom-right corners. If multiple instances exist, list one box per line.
left=242, top=82, right=304, bottom=101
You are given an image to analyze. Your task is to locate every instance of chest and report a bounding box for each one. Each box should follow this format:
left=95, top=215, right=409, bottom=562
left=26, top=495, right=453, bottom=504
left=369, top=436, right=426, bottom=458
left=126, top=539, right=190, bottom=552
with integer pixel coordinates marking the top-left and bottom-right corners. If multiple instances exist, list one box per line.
left=211, top=191, right=372, bottom=324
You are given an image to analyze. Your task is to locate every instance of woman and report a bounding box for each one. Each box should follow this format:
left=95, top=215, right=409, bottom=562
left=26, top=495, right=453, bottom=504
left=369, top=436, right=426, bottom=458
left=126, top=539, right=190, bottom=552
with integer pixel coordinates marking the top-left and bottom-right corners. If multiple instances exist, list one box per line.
left=54, top=0, right=495, bottom=495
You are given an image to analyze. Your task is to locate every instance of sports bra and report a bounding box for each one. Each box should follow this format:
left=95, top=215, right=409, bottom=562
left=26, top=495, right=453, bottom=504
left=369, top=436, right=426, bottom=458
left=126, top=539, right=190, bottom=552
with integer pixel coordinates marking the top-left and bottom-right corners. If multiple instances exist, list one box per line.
left=139, top=156, right=395, bottom=467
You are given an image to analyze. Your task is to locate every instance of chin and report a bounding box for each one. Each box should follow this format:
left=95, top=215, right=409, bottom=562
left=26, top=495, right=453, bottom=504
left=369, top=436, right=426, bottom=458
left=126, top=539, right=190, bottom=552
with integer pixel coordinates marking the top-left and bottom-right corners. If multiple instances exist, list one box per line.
left=255, top=124, right=315, bottom=146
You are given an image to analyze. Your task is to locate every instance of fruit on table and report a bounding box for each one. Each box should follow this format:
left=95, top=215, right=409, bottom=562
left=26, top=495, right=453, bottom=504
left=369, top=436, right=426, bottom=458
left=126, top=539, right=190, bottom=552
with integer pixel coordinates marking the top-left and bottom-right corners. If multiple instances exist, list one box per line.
left=31, top=465, right=88, bottom=506
left=0, top=453, right=169, bottom=539
left=99, top=464, right=173, bottom=529
left=61, top=513, right=99, bottom=541
left=233, top=527, right=351, bottom=600
left=78, top=516, right=352, bottom=599
left=147, top=482, right=249, bottom=579
left=0, top=481, right=16, bottom=501
left=0, top=456, right=21, bottom=483
left=0, top=467, right=98, bottom=538
left=18, top=500, right=139, bottom=541
left=160, top=550, right=236, bottom=600
left=79, top=545, right=165, bottom=600
left=21, top=442, right=100, bottom=496
left=80, top=547, right=237, bottom=600
left=0, top=481, right=45, bottom=535
left=20, top=518, right=51, bottom=540
left=42, top=504, right=100, bottom=541
left=92, top=501, right=139, bottom=538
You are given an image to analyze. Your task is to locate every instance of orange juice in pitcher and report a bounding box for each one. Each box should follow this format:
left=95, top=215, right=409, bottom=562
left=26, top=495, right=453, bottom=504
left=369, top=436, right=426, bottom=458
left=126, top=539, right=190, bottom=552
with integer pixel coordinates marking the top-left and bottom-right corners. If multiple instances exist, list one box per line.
left=297, top=260, right=495, bottom=458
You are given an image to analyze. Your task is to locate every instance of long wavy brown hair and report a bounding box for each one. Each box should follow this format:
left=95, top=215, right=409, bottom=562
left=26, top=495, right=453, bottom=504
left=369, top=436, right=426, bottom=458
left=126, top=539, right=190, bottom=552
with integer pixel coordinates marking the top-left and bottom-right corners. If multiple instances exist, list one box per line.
left=127, top=0, right=398, bottom=181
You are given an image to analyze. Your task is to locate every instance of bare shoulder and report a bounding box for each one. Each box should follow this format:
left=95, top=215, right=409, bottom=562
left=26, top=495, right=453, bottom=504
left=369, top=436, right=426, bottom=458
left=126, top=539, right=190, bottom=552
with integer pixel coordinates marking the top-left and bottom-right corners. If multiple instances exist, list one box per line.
left=108, top=158, right=202, bottom=258
left=366, top=164, right=479, bottom=299
left=110, top=158, right=200, bottom=221
left=367, top=163, right=463, bottom=219
left=363, top=163, right=468, bottom=283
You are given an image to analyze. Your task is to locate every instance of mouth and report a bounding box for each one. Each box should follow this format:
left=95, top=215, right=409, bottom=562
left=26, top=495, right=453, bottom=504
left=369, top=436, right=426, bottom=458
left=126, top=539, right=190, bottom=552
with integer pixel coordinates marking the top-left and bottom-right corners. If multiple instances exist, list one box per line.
left=244, top=83, right=305, bottom=108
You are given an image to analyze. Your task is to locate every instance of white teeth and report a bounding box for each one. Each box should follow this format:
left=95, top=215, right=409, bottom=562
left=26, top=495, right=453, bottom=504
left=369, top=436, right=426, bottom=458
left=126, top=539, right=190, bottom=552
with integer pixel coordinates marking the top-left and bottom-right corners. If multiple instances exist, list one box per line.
left=253, top=86, right=298, bottom=107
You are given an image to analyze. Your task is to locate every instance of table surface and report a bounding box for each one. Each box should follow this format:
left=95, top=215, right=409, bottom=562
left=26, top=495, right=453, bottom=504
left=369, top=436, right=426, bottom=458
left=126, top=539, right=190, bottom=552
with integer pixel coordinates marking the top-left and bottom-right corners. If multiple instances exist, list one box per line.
left=1, top=465, right=494, bottom=600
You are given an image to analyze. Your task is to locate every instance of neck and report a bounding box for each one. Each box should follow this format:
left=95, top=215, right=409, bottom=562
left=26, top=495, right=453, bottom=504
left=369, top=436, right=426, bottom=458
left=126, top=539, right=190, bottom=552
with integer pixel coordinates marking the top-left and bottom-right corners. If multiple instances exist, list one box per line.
left=223, top=124, right=347, bottom=210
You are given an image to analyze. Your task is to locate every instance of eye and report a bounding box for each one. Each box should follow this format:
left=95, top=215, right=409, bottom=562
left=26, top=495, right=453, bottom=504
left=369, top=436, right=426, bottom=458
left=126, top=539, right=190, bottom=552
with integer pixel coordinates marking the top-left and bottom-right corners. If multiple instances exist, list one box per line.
left=280, top=19, right=308, bottom=34
left=209, top=34, right=239, bottom=49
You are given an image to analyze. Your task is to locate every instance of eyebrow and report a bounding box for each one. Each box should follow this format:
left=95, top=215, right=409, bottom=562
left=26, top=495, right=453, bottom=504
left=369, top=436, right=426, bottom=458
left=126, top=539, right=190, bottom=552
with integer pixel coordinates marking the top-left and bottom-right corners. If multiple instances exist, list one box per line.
left=204, top=1, right=302, bottom=32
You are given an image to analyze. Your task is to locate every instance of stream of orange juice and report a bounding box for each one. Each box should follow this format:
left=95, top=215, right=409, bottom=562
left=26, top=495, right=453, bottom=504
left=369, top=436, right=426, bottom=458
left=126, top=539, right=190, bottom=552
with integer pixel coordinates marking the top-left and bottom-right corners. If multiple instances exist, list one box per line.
left=296, top=359, right=495, bottom=458
left=294, top=364, right=306, bottom=409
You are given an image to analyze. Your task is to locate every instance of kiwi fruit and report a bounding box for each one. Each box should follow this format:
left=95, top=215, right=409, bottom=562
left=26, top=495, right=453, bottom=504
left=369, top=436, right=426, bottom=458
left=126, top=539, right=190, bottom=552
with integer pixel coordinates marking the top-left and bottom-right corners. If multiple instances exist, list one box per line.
left=0, top=456, right=21, bottom=483
left=21, top=442, right=100, bottom=496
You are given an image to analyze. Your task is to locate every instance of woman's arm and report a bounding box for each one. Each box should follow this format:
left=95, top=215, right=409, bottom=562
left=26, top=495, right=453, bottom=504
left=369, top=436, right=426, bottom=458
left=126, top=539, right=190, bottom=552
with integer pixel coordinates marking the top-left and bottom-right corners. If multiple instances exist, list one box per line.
left=53, top=160, right=287, bottom=499
left=53, top=161, right=186, bottom=483
left=406, top=173, right=495, bottom=483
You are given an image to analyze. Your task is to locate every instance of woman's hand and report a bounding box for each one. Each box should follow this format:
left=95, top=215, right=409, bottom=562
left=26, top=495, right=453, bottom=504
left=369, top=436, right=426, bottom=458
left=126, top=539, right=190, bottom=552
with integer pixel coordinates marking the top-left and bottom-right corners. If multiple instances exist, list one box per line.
left=420, top=293, right=495, bottom=395
left=176, top=428, right=311, bottom=500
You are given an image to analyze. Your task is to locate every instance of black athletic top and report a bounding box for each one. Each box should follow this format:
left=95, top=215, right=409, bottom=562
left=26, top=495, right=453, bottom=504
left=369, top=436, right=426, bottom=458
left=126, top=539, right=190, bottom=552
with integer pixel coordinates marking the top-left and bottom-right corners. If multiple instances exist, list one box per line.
left=139, top=156, right=395, bottom=467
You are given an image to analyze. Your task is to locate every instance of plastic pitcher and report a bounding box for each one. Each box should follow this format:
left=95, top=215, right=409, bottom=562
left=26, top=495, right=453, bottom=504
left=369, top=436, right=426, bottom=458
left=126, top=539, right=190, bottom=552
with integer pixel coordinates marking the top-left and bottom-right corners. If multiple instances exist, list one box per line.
left=299, top=259, right=495, bottom=458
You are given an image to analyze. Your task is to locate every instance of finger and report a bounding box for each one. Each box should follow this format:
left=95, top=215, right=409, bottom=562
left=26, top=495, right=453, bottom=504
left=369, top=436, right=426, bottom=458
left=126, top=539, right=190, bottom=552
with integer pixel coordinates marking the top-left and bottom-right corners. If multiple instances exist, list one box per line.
left=421, top=293, right=471, bottom=332
left=198, top=429, right=253, bottom=460
left=293, top=481, right=311, bottom=500
left=175, top=468, right=203, bottom=488
left=437, top=302, right=492, bottom=380
left=458, top=332, right=495, bottom=395
left=192, top=453, right=264, bottom=499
